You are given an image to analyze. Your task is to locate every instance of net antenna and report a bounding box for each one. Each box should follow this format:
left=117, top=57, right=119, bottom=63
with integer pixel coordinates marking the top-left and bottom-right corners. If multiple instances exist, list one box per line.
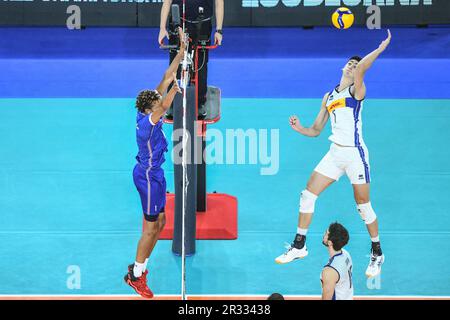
left=172, top=0, right=190, bottom=301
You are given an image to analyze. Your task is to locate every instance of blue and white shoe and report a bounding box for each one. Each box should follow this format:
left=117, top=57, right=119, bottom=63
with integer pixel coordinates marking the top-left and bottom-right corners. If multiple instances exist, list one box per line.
left=366, top=250, right=385, bottom=278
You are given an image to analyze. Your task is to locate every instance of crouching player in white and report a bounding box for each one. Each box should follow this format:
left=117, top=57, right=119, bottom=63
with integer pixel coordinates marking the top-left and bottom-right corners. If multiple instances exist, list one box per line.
left=275, top=30, right=392, bottom=278
left=321, top=222, right=353, bottom=300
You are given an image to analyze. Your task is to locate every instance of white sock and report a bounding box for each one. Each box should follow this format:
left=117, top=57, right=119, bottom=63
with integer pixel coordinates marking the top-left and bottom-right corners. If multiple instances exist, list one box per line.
left=371, top=236, right=380, bottom=243
left=297, top=227, right=308, bottom=236
left=133, top=261, right=145, bottom=278
left=143, top=258, right=149, bottom=271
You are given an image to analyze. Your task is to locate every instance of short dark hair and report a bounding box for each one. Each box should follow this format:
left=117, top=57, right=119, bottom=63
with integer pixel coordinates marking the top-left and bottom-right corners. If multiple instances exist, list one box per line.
left=328, top=222, right=349, bottom=251
left=348, top=56, right=362, bottom=63
left=135, top=89, right=161, bottom=113
left=267, top=293, right=284, bottom=300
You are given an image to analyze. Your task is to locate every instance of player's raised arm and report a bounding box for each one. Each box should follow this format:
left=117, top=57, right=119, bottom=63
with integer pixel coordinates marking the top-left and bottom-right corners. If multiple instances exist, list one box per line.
left=152, top=74, right=181, bottom=124
left=289, top=93, right=330, bottom=137
left=156, top=27, right=186, bottom=95
left=214, top=0, right=224, bottom=45
left=321, top=267, right=339, bottom=300
left=158, top=0, right=172, bottom=45
left=353, top=29, right=392, bottom=100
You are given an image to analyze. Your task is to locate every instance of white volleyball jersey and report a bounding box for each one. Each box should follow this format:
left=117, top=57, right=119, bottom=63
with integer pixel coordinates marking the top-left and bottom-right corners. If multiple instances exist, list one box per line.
left=321, top=249, right=354, bottom=300
left=326, top=85, right=365, bottom=147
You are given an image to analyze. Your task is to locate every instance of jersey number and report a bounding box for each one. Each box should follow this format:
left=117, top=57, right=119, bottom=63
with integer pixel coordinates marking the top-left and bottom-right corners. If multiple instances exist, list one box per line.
left=332, top=110, right=337, bottom=124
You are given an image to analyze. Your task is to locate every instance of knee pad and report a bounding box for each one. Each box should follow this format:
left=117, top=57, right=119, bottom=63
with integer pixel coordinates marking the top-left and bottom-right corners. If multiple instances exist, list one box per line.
left=357, top=202, right=377, bottom=225
left=299, top=189, right=318, bottom=213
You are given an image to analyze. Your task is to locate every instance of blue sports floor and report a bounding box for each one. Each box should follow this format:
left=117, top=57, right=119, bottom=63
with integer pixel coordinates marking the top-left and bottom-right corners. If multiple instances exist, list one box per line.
left=0, top=27, right=449, bottom=298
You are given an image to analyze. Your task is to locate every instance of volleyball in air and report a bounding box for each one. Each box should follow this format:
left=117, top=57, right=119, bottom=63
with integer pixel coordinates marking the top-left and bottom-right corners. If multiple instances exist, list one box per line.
left=332, top=7, right=355, bottom=30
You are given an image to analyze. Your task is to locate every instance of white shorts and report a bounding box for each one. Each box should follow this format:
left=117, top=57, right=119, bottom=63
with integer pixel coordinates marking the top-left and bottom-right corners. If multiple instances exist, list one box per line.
left=314, top=143, right=371, bottom=185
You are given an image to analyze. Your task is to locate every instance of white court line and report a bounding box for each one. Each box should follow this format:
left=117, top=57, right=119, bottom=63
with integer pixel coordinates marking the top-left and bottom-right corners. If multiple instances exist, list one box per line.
left=0, top=294, right=449, bottom=300
left=190, top=294, right=450, bottom=298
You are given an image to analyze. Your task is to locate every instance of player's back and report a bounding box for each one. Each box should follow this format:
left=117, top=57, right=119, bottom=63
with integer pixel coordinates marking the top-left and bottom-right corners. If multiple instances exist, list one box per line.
left=323, top=249, right=354, bottom=300
left=135, top=112, right=168, bottom=171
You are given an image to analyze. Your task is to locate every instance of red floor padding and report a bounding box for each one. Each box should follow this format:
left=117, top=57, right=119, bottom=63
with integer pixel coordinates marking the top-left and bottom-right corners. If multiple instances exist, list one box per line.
left=158, top=193, right=238, bottom=240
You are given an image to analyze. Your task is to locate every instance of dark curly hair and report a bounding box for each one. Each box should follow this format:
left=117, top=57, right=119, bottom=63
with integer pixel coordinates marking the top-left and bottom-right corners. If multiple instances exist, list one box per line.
left=328, top=222, right=349, bottom=251
left=267, top=293, right=284, bottom=300
left=348, top=56, right=362, bottom=63
left=135, top=89, right=161, bottom=113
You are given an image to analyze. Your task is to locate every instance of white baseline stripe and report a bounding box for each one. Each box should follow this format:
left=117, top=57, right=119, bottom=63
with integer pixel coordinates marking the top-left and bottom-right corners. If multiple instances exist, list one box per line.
left=0, top=294, right=449, bottom=299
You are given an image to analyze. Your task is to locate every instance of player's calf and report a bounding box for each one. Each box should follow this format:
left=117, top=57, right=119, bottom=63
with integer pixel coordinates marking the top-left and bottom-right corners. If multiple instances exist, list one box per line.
left=357, top=202, right=385, bottom=277
left=275, top=190, right=317, bottom=264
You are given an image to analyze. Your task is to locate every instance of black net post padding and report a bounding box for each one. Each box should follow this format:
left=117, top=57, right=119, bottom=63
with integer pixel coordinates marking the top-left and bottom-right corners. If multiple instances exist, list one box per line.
left=172, top=86, right=197, bottom=256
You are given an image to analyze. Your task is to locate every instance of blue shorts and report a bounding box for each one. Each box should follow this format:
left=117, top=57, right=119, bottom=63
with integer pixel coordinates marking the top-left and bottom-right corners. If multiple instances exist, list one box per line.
left=133, top=164, right=166, bottom=222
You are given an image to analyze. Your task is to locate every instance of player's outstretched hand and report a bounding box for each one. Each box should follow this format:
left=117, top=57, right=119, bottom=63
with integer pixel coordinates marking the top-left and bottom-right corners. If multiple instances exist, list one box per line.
left=378, top=29, right=391, bottom=53
left=178, top=27, right=186, bottom=52
left=289, top=115, right=302, bottom=132
left=214, top=32, right=223, bottom=46
left=159, top=28, right=169, bottom=45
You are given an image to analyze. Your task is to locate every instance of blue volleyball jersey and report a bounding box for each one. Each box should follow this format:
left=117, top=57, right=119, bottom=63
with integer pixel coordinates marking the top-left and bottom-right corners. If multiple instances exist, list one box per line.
left=135, top=112, right=168, bottom=170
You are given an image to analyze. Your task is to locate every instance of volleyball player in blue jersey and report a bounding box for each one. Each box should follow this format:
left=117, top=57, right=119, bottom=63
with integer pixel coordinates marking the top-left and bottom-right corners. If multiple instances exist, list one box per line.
left=124, top=28, right=185, bottom=299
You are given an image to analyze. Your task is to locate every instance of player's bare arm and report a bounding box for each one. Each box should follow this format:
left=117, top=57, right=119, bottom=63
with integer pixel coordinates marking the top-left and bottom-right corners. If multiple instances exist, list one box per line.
left=289, top=93, right=330, bottom=137
left=353, top=29, right=392, bottom=100
left=214, top=0, right=224, bottom=45
left=156, top=27, right=186, bottom=95
left=158, top=0, right=172, bottom=45
left=321, top=267, right=339, bottom=300
left=152, top=74, right=181, bottom=124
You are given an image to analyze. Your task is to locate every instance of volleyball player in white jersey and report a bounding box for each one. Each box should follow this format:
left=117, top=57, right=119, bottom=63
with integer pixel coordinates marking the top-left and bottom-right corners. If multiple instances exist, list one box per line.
left=321, top=222, right=353, bottom=300
left=275, top=30, right=392, bottom=278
